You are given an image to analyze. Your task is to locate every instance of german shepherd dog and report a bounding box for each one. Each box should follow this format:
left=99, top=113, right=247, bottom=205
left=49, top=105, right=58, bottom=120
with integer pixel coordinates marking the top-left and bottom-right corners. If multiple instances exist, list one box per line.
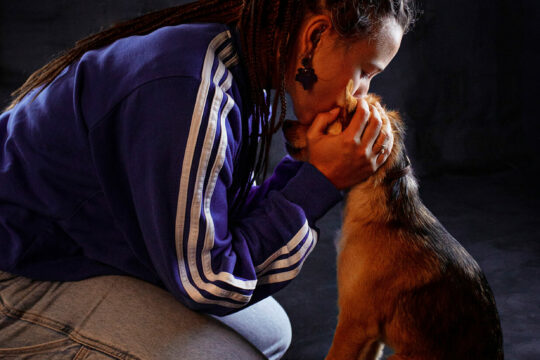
left=282, top=81, right=503, bottom=360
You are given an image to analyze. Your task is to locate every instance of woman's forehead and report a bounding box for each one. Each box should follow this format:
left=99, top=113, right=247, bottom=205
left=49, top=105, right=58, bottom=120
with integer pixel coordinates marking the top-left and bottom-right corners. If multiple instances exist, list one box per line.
left=350, top=18, right=404, bottom=65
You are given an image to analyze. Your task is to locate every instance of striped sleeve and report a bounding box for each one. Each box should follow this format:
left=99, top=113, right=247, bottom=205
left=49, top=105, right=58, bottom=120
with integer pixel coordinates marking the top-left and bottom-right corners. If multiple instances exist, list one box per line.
left=172, top=32, right=342, bottom=314
left=91, top=30, right=342, bottom=315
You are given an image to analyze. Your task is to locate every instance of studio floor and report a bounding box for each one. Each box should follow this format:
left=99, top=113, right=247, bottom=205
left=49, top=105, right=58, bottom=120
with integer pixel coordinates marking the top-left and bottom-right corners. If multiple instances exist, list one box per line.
left=274, top=169, right=540, bottom=360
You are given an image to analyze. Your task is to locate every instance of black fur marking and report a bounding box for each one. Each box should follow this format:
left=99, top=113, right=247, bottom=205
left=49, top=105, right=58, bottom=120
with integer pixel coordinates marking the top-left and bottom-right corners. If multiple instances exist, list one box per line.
left=381, top=123, right=503, bottom=358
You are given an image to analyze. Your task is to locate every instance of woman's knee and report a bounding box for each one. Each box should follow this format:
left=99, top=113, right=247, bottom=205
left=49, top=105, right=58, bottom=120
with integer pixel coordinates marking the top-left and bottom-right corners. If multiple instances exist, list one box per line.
left=213, top=297, right=292, bottom=360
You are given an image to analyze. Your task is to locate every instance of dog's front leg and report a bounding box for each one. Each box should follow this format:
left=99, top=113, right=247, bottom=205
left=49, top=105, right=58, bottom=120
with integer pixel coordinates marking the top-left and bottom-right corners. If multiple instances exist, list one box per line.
left=325, top=319, right=381, bottom=360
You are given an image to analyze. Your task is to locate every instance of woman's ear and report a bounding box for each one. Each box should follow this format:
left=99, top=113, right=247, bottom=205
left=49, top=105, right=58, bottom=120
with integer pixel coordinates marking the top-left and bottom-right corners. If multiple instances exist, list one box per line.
left=298, top=15, right=332, bottom=58
left=284, top=14, right=333, bottom=92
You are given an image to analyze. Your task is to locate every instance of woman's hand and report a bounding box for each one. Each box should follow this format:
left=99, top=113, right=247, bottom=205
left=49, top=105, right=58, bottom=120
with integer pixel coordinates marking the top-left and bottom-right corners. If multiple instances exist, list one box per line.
left=306, top=98, right=394, bottom=190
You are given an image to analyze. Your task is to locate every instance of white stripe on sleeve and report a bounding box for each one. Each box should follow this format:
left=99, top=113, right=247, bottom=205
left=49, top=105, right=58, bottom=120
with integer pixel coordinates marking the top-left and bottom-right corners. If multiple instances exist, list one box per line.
left=254, top=220, right=309, bottom=274
left=175, top=31, right=246, bottom=308
left=258, top=229, right=318, bottom=285
left=174, top=30, right=317, bottom=308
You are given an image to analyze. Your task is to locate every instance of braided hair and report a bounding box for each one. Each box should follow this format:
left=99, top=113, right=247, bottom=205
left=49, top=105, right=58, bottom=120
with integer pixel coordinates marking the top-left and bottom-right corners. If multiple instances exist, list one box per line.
left=6, top=0, right=418, bottom=214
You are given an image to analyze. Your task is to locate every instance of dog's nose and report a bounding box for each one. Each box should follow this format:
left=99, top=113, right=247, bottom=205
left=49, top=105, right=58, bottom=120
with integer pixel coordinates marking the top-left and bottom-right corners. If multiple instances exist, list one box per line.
left=282, top=120, right=296, bottom=132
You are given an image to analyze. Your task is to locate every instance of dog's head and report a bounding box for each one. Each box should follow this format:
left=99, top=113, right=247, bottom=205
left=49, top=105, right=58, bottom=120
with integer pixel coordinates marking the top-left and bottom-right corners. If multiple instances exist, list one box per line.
left=283, top=80, right=408, bottom=185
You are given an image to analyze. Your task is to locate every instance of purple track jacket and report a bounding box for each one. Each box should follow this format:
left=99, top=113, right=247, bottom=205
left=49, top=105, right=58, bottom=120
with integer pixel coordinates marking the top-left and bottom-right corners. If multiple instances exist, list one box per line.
left=0, top=23, right=342, bottom=315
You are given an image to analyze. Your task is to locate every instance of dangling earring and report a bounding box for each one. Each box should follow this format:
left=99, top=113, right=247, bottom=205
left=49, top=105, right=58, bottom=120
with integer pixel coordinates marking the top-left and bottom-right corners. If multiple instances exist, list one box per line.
left=295, top=55, right=317, bottom=91
left=295, top=26, right=327, bottom=91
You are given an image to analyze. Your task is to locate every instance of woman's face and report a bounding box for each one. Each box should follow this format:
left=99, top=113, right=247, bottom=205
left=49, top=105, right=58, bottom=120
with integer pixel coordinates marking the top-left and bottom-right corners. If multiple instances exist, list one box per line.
left=286, top=15, right=404, bottom=125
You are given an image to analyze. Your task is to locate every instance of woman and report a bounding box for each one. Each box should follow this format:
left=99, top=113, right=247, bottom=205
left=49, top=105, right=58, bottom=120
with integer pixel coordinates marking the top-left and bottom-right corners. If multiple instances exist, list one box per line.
left=0, top=0, right=416, bottom=359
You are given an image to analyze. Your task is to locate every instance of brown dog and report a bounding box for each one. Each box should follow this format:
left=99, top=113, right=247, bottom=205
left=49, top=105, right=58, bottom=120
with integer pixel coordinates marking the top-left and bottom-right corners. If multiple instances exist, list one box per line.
left=283, top=84, right=503, bottom=360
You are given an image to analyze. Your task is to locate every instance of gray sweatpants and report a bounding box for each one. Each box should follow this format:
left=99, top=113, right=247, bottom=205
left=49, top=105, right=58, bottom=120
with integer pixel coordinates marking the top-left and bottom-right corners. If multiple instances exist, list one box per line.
left=0, top=271, right=291, bottom=359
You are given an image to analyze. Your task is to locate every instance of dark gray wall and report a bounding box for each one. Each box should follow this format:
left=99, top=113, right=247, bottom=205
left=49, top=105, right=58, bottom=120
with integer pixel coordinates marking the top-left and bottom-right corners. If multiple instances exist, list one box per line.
left=0, top=0, right=180, bottom=101
left=370, top=0, right=539, bottom=176
left=1, top=0, right=538, bottom=177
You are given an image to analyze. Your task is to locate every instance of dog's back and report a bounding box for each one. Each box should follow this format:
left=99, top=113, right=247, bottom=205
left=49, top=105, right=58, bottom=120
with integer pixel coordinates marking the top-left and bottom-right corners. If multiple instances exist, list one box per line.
left=385, top=194, right=503, bottom=359
left=337, top=152, right=504, bottom=359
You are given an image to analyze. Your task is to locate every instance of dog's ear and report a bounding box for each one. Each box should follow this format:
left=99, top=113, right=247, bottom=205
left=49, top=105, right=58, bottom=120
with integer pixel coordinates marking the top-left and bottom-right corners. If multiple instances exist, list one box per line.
left=345, top=80, right=358, bottom=116
left=364, top=93, right=382, bottom=105
left=339, top=80, right=359, bottom=130
left=387, top=110, right=405, bottom=138
left=282, top=120, right=310, bottom=161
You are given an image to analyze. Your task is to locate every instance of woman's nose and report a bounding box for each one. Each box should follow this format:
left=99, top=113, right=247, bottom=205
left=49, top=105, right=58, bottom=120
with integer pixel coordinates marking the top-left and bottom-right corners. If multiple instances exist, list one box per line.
left=354, top=79, right=370, bottom=97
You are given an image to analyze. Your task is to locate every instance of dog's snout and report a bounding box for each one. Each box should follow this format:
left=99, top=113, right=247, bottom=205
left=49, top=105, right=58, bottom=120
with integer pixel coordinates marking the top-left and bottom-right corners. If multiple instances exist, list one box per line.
left=282, top=120, right=296, bottom=132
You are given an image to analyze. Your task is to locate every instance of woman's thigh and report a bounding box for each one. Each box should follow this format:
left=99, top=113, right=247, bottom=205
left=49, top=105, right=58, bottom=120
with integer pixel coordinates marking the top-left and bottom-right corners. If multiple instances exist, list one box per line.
left=0, top=271, right=290, bottom=359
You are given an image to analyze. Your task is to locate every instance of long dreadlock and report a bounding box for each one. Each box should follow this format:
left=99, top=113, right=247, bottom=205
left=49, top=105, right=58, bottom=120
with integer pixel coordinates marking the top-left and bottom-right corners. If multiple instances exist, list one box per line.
left=233, top=0, right=302, bottom=214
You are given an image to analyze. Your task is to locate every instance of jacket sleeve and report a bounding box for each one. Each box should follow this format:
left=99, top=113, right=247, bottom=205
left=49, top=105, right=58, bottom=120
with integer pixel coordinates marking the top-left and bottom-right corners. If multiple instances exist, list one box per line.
left=87, top=75, right=342, bottom=315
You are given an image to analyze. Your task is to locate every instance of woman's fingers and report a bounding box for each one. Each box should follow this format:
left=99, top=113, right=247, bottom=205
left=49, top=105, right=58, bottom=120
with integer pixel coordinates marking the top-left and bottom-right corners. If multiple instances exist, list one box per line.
left=304, top=98, right=396, bottom=189
left=376, top=147, right=390, bottom=168
left=343, top=98, right=370, bottom=143
left=373, top=112, right=394, bottom=169
left=346, top=101, right=394, bottom=171
left=307, top=107, right=341, bottom=138
left=359, top=104, right=383, bottom=151
left=372, top=107, right=392, bottom=153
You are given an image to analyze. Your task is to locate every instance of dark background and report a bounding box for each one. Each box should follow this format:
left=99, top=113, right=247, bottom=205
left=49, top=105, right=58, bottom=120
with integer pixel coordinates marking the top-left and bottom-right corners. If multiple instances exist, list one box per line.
left=1, top=1, right=539, bottom=359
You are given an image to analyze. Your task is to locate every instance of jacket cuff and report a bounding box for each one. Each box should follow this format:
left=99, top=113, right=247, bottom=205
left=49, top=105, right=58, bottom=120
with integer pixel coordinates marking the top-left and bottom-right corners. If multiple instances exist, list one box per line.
left=281, top=161, right=343, bottom=224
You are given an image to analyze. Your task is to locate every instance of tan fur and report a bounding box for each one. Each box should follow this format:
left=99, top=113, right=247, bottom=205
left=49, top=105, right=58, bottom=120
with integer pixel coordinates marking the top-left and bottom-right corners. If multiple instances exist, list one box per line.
left=283, top=86, right=503, bottom=360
